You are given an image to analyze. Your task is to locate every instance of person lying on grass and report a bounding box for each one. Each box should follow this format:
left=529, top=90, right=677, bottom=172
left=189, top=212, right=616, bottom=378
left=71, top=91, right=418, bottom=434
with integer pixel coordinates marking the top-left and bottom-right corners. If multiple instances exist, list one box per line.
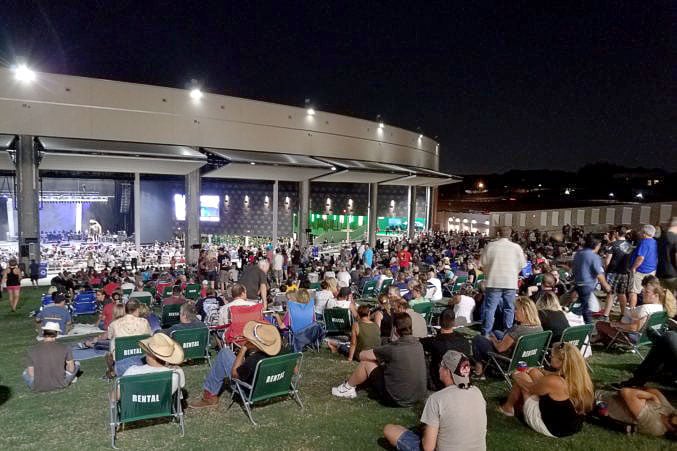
left=498, top=342, right=594, bottom=438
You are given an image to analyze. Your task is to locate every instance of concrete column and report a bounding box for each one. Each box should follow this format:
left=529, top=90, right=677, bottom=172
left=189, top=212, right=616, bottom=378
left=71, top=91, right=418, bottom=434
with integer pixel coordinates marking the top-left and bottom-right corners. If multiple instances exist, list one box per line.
left=7, top=197, right=15, bottom=240
left=368, top=182, right=378, bottom=247
left=407, top=185, right=417, bottom=239
left=272, top=180, right=279, bottom=247
left=425, top=186, right=432, bottom=231
left=134, top=172, right=141, bottom=250
left=299, top=179, right=310, bottom=248
left=16, top=135, right=40, bottom=264
left=185, top=168, right=201, bottom=266
left=431, top=186, right=439, bottom=231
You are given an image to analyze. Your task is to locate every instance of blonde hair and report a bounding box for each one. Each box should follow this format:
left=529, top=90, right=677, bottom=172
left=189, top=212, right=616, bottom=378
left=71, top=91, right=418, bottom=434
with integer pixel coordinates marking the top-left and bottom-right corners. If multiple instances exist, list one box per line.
left=515, top=296, right=541, bottom=326
left=137, top=303, right=150, bottom=318
left=295, top=288, right=310, bottom=304
left=552, top=343, right=594, bottom=414
left=325, top=277, right=338, bottom=295
left=113, top=303, right=126, bottom=320
left=644, top=278, right=676, bottom=317
left=536, top=292, right=562, bottom=312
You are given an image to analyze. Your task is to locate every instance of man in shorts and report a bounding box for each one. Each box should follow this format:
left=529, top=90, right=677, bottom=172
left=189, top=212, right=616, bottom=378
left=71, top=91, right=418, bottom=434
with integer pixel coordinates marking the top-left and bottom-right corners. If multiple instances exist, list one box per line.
left=629, top=225, right=658, bottom=308
left=601, top=228, right=632, bottom=321
left=383, top=350, right=487, bottom=450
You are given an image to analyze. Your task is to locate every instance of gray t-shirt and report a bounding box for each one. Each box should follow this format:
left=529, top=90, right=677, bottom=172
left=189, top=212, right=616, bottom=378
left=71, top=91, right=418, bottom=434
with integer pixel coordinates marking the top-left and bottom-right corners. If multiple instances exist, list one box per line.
left=373, top=335, right=427, bottom=406
left=420, top=385, right=487, bottom=451
left=239, top=266, right=267, bottom=300
left=25, top=341, right=73, bottom=392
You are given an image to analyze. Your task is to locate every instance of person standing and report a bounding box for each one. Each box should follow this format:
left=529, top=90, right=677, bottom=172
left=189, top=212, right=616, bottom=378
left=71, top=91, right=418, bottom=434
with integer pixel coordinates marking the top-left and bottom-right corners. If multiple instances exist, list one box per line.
left=601, top=229, right=632, bottom=321
left=239, top=259, right=270, bottom=309
left=3, top=258, right=24, bottom=312
left=29, top=259, right=40, bottom=288
left=478, top=227, right=526, bottom=335
left=656, top=218, right=677, bottom=293
left=363, top=244, right=374, bottom=269
left=629, top=225, right=658, bottom=308
left=572, top=234, right=612, bottom=324
left=397, top=245, right=412, bottom=270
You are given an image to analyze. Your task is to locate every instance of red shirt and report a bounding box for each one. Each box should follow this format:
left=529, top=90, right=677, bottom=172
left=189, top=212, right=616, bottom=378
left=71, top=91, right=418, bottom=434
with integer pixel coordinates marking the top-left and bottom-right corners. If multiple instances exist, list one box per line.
left=103, top=282, right=120, bottom=297
left=398, top=250, right=412, bottom=268
left=102, top=302, right=115, bottom=330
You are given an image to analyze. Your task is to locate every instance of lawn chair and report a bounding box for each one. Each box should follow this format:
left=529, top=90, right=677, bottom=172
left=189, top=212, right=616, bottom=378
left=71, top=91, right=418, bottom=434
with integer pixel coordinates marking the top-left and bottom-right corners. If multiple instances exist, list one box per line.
left=161, top=304, right=182, bottom=328
left=224, top=304, right=264, bottom=350
left=113, top=334, right=151, bottom=363
left=323, top=307, right=353, bottom=336
left=309, top=282, right=321, bottom=290
left=122, top=288, right=133, bottom=297
left=605, top=311, right=668, bottom=359
left=228, top=352, right=303, bottom=425
left=171, top=327, right=211, bottom=366
left=488, top=330, right=552, bottom=388
left=161, top=285, right=174, bottom=299
left=554, top=324, right=594, bottom=371
left=379, top=278, right=393, bottom=295
left=183, top=284, right=201, bottom=300
left=411, top=302, right=434, bottom=326
left=360, top=280, right=377, bottom=299
left=288, top=301, right=323, bottom=352
left=130, top=292, right=153, bottom=307
left=72, top=290, right=98, bottom=316
left=109, top=370, right=184, bottom=448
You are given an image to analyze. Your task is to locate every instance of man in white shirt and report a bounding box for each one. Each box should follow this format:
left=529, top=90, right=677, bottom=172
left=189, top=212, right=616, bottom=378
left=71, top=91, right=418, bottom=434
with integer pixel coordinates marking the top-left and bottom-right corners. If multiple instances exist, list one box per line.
left=479, top=227, right=526, bottom=336
left=272, top=250, right=285, bottom=286
left=426, top=270, right=443, bottom=302
left=383, top=350, right=487, bottom=451
left=218, top=284, right=256, bottom=325
left=326, top=287, right=353, bottom=310
left=450, top=293, right=475, bottom=324
left=336, top=265, right=352, bottom=288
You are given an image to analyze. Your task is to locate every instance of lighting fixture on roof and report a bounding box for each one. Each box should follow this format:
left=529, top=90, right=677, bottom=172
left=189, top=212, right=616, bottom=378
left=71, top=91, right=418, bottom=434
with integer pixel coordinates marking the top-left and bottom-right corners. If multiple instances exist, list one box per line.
left=189, top=88, right=203, bottom=100
left=330, top=166, right=336, bottom=171
left=418, top=134, right=423, bottom=139
left=376, top=115, right=385, bottom=130
left=13, top=63, right=36, bottom=83
left=608, top=192, right=614, bottom=197
left=636, top=192, right=643, bottom=199
left=250, top=162, right=256, bottom=165
left=564, top=188, right=571, bottom=195
left=306, top=108, right=316, bottom=116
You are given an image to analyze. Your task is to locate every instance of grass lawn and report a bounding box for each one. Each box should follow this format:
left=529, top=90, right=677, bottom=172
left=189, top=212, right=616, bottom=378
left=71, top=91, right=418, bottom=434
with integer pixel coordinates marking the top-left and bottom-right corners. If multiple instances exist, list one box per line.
left=0, top=290, right=674, bottom=450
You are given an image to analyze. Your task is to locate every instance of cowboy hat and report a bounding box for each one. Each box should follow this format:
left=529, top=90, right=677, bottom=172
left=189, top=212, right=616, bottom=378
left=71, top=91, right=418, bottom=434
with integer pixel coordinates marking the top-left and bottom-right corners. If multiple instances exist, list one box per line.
left=242, top=321, right=281, bottom=356
left=41, top=321, right=62, bottom=333
left=139, top=333, right=184, bottom=365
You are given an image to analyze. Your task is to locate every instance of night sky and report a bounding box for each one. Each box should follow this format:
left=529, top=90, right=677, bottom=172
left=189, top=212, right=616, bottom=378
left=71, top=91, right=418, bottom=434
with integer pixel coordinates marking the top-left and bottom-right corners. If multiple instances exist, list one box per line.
left=1, top=1, right=673, bottom=174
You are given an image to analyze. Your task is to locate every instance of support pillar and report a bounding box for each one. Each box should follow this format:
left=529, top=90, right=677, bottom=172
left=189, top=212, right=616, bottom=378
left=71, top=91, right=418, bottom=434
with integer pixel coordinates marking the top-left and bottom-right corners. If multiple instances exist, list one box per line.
left=368, top=182, right=378, bottom=247
left=185, top=168, right=201, bottom=266
left=425, top=186, right=431, bottom=232
left=134, top=172, right=141, bottom=251
left=272, top=180, right=279, bottom=247
left=431, top=186, right=439, bottom=231
left=407, top=185, right=417, bottom=240
left=16, top=135, right=40, bottom=265
left=299, top=179, right=310, bottom=249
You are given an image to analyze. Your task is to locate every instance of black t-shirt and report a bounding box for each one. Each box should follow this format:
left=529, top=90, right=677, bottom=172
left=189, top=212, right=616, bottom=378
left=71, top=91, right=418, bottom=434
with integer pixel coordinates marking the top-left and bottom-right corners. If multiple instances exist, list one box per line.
left=657, top=231, right=677, bottom=279
left=239, top=266, right=268, bottom=300
left=538, top=309, right=570, bottom=342
left=236, top=351, right=268, bottom=384
left=421, top=332, right=471, bottom=390
left=606, top=239, right=632, bottom=274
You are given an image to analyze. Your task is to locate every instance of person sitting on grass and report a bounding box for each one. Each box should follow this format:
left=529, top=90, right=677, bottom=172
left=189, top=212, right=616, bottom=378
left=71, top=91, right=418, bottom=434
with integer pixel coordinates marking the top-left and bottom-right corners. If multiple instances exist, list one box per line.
left=331, top=312, right=427, bottom=407
left=498, top=342, right=594, bottom=438
left=472, top=296, right=543, bottom=377
left=372, top=293, right=393, bottom=343
left=449, top=290, right=476, bottom=324
left=137, top=303, right=161, bottom=333
left=327, top=304, right=381, bottom=361
left=383, top=350, right=487, bottom=451
left=617, top=387, right=676, bottom=437
left=23, top=321, right=80, bottom=392
left=421, top=308, right=471, bottom=391
left=121, top=333, right=185, bottom=395
left=35, top=293, right=72, bottom=336
left=189, top=321, right=281, bottom=408
left=593, top=275, right=674, bottom=346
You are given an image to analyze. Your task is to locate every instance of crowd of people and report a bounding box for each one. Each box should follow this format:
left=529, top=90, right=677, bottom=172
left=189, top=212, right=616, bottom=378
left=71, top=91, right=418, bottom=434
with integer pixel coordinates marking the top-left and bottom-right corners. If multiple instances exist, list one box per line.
left=20, top=217, right=677, bottom=447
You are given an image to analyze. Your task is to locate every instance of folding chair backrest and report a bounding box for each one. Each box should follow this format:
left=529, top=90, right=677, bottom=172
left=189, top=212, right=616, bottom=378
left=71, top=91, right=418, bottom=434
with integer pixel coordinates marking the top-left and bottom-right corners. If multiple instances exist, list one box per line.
left=309, top=282, right=321, bottom=290
left=288, top=301, right=315, bottom=334
left=534, top=274, right=544, bottom=286
left=361, top=280, right=377, bottom=298
left=114, top=334, right=151, bottom=362
left=506, top=331, right=552, bottom=372
left=161, top=304, right=182, bottom=327
left=411, top=302, right=433, bottom=322
left=323, top=308, right=352, bottom=334
left=76, top=291, right=96, bottom=303
left=117, top=371, right=173, bottom=423
left=226, top=304, right=263, bottom=341
left=162, top=285, right=175, bottom=298
left=455, top=275, right=468, bottom=284
left=560, top=324, right=594, bottom=350
left=171, top=327, right=209, bottom=361
left=123, top=288, right=133, bottom=296
left=133, top=293, right=153, bottom=307
left=184, top=284, right=201, bottom=300
left=380, top=278, right=393, bottom=295
left=249, top=352, right=302, bottom=403
left=637, top=311, right=668, bottom=346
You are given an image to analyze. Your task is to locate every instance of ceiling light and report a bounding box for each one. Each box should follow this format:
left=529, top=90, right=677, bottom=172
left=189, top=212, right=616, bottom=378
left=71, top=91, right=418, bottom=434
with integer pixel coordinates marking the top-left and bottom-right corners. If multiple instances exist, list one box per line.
left=189, top=88, right=203, bottom=100
left=330, top=166, right=336, bottom=171
left=13, top=64, right=36, bottom=83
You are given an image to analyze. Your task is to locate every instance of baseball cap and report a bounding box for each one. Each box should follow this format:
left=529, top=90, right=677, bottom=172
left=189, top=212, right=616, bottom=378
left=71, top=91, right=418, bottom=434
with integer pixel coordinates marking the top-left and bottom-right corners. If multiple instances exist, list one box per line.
left=441, top=350, right=471, bottom=387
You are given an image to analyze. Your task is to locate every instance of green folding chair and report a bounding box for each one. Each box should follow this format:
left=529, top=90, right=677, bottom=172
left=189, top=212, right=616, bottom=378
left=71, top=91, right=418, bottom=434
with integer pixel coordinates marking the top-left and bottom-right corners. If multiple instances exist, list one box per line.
left=411, top=302, right=434, bottom=326
left=380, top=278, right=393, bottom=295
left=533, top=274, right=544, bottom=286
left=130, top=293, right=153, bottom=307
left=147, top=287, right=157, bottom=299
left=109, top=371, right=184, bottom=448
left=360, top=280, right=377, bottom=298
left=183, top=284, right=201, bottom=300
left=488, top=330, right=552, bottom=388
left=228, top=352, right=303, bottom=425
left=557, top=324, right=594, bottom=371
left=162, top=286, right=174, bottom=299
left=161, top=304, right=182, bottom=328
left=113, top=334, right=151, bottom=363
left=309, top=282, right=321, bottom=290
left=170, top=327, right=211, bottom=366
left=606, top=311, right=668, bottom=359
left=323, top=308, right=353, bottom=335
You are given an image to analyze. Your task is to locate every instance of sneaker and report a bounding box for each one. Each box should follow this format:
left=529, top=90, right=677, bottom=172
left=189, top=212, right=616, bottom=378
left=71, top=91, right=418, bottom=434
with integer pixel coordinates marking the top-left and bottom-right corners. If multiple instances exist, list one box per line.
left=331, top=382, right=357, bottom=399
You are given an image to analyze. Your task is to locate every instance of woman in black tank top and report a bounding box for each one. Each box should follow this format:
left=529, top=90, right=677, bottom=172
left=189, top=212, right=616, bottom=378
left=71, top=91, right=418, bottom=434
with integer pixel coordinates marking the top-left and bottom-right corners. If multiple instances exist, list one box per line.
left=3, top=258, right=24, bottom=312
left=371, top=294, right=393, bottom=343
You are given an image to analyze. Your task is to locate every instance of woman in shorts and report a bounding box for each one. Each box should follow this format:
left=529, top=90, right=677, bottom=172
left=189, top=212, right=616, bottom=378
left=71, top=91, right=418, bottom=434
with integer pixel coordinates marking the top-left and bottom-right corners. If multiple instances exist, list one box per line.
left=3, top=258, right=24, bottom=311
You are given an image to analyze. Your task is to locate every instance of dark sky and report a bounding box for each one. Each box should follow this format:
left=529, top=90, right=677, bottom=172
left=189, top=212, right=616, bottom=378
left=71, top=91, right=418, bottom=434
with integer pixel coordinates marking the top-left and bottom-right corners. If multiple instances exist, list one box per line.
left=1, top=1, right=674, bottom=174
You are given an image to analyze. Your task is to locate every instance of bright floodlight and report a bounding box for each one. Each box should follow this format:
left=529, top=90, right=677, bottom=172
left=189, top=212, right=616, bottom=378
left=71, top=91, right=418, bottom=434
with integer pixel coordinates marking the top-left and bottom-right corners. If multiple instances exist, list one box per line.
left=477, top=182, right=484, bottom=189
left=564, top=188, right=571, bottom=195
left=609, top=192, right=615, bottom=197
left=378, top=122, right=385, bottom=129
left=330, top=166, right=337, bottom=171
left=306, top=108, right=316, bottom=116
left=418, top=134, right=423, bottom=139
left=13, top=64, right=36, bottom=83
left=636, top=192, right=643, bottom=199
left=190, top=88, right=203, bottom=100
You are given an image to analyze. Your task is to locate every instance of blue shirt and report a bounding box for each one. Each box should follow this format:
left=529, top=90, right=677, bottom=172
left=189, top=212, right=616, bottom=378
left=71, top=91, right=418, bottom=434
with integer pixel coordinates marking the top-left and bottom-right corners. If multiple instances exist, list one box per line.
left=572, top=248, right=604, bottom=287
left=632, top=238, right=658, bottom=273
left=36, top=305, right=72, bottom=335
left=363, top=248, right=374, bottom=267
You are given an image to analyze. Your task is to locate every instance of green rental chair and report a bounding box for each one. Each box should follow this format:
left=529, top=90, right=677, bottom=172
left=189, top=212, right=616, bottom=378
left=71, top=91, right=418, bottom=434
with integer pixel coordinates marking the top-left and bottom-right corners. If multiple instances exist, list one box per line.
left=131, top=293, right=153, bottom=307
left=360, top=280, right=377, bottom=299
left=228, top=352, right=303, bottom=425
left=411, top=302, right=434, bottom=326
left=122, top=288, right=133, bottom=296
left=162, top=286, right=174, bottom=299
left=170, top=327, right=211, bottom=366
left=184, top=284, right=201, bottom=300
left=109, top=371, right=184, bottom=448
left=309, top=282, right=321, bottom=290
left=606, top=311, right=668, bottom=359
left=323, top=308, right=353, bottom=335
left=380, top=278, right=393, bottom=295
left=557, top=324, right=594, bottom=371
left=113, top=334, right=151, bottom=363
left=488, top=330, right=552, bottom=388
left=161, top=304, right=182, bottom=328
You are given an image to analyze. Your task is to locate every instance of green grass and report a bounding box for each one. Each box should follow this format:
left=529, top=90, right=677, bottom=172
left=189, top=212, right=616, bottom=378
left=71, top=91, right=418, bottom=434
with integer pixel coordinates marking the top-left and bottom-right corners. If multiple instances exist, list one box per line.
left=0, top=291, right=674, bottom=450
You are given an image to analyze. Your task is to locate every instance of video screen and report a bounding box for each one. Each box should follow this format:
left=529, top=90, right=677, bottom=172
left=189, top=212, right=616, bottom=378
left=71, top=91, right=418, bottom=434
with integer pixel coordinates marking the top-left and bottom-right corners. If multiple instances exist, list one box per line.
left=173, top=194, right=220, bottom=222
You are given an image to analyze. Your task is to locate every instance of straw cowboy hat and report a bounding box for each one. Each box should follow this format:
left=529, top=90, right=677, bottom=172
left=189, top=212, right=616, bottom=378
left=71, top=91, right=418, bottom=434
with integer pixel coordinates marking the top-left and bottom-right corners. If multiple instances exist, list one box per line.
left=139, top=334, right=184, bottom=365
left=242, top=321, right=281, bottom=356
